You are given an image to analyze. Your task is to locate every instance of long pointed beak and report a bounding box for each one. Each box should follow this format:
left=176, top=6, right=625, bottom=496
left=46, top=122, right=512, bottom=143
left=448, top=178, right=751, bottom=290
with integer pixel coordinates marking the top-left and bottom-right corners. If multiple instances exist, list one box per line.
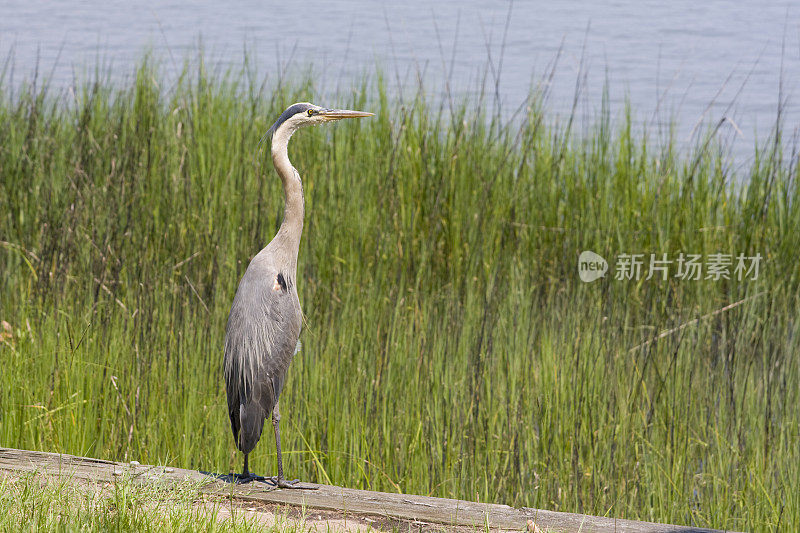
left=319, top=109, right=374, bottom=121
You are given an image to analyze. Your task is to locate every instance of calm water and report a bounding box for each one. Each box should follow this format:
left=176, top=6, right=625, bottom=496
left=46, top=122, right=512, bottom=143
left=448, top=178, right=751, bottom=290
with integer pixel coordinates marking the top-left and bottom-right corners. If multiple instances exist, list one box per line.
left=2, top=1, right=799, bottom=164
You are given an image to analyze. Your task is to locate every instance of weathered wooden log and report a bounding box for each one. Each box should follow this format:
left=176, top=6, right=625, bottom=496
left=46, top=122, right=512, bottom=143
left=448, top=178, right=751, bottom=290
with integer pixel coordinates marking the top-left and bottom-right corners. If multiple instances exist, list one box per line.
left=0, top=448, right=737, bottom=532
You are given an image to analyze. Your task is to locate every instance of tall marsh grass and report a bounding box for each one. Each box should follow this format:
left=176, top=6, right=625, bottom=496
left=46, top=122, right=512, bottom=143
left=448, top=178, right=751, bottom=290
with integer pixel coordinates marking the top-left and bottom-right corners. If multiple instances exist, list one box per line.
left=1, top=56, right=798, bottom=531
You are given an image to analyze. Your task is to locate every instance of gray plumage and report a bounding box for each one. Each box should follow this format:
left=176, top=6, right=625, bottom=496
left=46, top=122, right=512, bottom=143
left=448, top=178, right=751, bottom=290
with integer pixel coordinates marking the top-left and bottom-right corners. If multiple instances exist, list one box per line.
left=224, top=251, right=300, bottom=453
left=223, top=102, right=372, bottom=486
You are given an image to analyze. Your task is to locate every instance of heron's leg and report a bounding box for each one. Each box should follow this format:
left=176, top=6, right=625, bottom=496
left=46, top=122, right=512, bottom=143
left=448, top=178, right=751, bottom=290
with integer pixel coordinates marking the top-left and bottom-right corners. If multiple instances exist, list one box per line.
left=269, top=402, right=302, bottom=488
left=231, top=452, right=266, bottom=484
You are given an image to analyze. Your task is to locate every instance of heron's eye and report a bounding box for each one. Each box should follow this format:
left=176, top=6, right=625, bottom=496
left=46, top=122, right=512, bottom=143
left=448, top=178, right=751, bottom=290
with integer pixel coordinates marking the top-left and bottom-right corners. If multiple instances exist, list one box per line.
left=307, top=109, right=314, bottom=116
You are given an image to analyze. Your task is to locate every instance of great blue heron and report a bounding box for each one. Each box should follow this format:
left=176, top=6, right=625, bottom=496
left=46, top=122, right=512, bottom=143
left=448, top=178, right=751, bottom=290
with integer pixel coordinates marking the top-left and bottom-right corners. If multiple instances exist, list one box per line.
left=224, top=102, right=373, bottom=486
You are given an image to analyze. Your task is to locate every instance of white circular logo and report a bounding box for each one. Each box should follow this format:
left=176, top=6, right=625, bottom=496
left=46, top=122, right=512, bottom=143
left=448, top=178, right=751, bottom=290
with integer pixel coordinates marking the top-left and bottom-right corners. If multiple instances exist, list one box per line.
left=578, top=251, right=608, bottom=282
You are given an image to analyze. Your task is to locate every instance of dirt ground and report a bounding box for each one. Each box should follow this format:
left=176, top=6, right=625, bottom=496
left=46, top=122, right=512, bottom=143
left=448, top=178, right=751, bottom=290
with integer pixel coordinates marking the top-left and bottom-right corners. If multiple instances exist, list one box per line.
left=1, top=470, right=514, bottom=532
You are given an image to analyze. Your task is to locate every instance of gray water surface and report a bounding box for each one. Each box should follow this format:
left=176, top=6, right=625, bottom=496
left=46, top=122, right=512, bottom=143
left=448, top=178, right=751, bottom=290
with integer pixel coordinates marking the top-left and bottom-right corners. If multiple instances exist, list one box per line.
left=2, top=1, right=799, bottom=164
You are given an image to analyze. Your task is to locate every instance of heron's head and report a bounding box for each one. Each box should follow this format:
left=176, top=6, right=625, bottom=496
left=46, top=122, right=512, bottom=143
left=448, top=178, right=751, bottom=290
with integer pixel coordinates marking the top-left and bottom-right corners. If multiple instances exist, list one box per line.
left=266, top=102, right=373, bottom=140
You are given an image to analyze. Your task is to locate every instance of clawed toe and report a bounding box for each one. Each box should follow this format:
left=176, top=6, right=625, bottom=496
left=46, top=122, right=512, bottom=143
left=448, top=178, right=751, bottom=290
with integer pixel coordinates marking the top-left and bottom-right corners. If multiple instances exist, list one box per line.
left=267, top=476, right=315, bottom=489
left=232, top=473, right=267, bottom=484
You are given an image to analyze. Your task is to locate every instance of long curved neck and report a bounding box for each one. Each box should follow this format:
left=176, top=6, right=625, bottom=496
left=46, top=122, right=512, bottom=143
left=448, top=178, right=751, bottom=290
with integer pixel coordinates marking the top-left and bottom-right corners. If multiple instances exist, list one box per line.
left=270, top=130, right=304, bottom=269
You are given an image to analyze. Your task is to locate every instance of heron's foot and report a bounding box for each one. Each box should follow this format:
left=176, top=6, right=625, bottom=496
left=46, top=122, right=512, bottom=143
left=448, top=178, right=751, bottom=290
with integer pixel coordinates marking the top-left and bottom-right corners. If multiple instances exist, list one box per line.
left=232, top=472, right=267, bottom=484
left=267, top=476, right=317, bottom=489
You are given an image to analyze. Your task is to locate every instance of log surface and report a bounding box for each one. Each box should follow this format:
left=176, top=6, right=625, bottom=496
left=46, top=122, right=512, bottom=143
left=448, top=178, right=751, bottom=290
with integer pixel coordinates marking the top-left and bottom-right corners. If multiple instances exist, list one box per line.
left=0, top=447, right=736, bottom=532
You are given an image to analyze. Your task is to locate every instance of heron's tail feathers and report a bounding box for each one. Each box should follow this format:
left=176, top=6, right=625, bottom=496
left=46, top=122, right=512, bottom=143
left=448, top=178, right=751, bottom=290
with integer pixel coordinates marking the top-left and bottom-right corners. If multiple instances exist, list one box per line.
left=237, top=401, right=266, bottom=454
